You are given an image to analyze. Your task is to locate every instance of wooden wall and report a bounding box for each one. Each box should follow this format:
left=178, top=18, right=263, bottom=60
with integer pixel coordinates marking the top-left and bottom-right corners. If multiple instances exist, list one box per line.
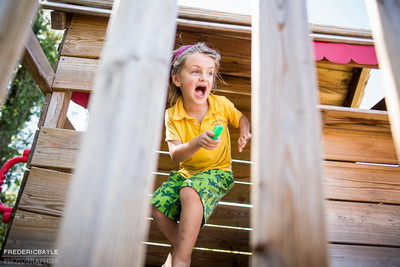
left=2, top=9, right=400, bottom=267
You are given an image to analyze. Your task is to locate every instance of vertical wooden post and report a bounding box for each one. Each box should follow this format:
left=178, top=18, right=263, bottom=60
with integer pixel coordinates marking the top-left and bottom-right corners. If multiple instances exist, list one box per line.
left=43, top=91, right=71, bottom=128
left=366, top=0, right=400, bottom=163
left=251, top=0, right=328, bottom=266
left=0, top=0, right=38, bottom=102
left=56, top=0, right=178, bottom=266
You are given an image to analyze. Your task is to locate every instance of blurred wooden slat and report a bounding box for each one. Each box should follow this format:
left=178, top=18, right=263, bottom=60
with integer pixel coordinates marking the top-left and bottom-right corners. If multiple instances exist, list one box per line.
left=0, top=0, right=39, bottom=101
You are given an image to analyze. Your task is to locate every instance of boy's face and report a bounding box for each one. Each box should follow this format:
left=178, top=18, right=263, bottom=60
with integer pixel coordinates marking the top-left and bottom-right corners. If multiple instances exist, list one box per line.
left=172, top=52, right=215, bottom=106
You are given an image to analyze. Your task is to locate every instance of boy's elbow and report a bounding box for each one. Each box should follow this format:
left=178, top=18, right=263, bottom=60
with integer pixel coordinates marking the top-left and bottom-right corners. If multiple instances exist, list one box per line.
left=169, top=153, right=181, bottom=163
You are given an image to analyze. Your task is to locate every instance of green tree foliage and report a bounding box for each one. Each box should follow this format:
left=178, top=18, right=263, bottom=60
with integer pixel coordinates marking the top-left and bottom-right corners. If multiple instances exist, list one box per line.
left=0, top=10, right=62, bottom=245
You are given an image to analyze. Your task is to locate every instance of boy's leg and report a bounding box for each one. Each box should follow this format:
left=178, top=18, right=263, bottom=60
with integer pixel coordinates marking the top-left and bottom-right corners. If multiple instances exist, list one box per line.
left=151, top=205, right=179, bottom=266
left=173, top=187, right=203, bottom=267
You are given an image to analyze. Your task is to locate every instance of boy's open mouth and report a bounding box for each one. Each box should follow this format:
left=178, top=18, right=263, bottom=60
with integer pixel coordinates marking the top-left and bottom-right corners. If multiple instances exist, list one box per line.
left=195, top=85, right=207, bottom=97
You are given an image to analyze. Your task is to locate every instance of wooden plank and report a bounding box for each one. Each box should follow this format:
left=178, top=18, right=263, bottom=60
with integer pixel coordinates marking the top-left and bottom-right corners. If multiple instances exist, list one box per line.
left=3, top=210, right=59, bottom=251
left=251, top=0, right=328, bottom=265
left=43, top=91, right=72, bottom=128
left=321, top=105, right=391, bottom=133
left=324, top=161, right=400, bottom=204
left=366, top=0, right=400, bottom=163
left=52, top=56, right=98, bottom=92
left=56, top=0, right=178, bottom=266
left=327, top=201, right=400, bottom=247
left=0, top=0, right=39, bottom=101
left=31, top=128, right=82, bottom=170
left=323, top=127, right=397, bottom=164
left=23, top=29, right=55, bottom=94
left=329, top=244, right=400, bottom=267
left=61, top=14, right=107, bottom=58
left=18, top=167, right=72, bottom=217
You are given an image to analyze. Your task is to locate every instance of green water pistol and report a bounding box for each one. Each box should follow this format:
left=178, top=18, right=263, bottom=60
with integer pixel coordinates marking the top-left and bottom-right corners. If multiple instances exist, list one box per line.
left=212, top=125, right=224, bottom=140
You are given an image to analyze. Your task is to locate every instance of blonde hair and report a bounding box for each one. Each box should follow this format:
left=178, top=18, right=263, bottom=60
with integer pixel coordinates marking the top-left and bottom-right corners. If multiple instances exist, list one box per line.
left=168, top=42, right=222, bottom=107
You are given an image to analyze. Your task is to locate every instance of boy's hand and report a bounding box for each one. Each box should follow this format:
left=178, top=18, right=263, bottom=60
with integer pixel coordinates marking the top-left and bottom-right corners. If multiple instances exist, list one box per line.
left=238, top=132, right=252, bottom=152
left=197, top=131, right=221, bottom=150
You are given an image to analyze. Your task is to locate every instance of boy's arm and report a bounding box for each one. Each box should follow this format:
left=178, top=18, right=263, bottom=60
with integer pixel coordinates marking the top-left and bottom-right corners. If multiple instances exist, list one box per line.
left=167, top=131, right=220, bottom=163
left=238, top=115, right=252, bottom=153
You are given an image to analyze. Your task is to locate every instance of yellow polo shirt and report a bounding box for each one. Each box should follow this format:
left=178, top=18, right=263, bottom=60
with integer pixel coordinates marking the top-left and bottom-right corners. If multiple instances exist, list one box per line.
left=165, top=94, right=243, bottom=178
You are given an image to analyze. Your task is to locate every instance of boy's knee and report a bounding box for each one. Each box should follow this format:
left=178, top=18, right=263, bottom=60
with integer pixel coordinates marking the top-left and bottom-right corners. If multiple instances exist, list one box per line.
left=151, top=205, right=164, bottom=220
left=180, top=187, right=200, bottom=202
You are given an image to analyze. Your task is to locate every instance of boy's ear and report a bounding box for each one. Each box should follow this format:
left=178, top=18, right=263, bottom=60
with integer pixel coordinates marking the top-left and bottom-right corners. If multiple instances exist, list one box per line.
left=172, top=74, right=181, bottom=87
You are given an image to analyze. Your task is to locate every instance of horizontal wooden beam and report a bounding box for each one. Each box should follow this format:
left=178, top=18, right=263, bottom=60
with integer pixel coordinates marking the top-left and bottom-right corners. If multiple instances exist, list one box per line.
left=23, top=29, right=55, bottom=94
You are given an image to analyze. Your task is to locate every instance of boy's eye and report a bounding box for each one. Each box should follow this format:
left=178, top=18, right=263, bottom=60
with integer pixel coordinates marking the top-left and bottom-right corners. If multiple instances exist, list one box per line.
left=192, top=70, right=200, bottom=74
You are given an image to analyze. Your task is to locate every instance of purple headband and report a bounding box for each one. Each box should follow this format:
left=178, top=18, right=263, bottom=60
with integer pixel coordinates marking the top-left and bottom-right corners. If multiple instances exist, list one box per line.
left=172, top=45, right=194, bottom=64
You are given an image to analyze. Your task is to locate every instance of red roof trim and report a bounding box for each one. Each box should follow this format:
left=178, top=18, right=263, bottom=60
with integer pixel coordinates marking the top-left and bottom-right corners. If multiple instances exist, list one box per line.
left=314, top=41, right=378, bottom=65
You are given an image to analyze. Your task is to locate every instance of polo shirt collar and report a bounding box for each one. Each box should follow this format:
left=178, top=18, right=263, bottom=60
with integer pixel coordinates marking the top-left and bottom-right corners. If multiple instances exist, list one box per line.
left=172, top=94, right=222, bottom=120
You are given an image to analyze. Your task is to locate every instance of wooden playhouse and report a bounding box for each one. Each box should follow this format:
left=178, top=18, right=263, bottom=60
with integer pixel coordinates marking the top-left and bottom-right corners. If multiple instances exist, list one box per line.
left=0, top=1, right=399, bottom=266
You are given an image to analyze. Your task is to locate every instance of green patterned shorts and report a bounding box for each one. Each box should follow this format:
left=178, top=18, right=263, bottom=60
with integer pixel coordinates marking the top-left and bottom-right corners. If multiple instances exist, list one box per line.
left=151, top=169, right=234, bottom=226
